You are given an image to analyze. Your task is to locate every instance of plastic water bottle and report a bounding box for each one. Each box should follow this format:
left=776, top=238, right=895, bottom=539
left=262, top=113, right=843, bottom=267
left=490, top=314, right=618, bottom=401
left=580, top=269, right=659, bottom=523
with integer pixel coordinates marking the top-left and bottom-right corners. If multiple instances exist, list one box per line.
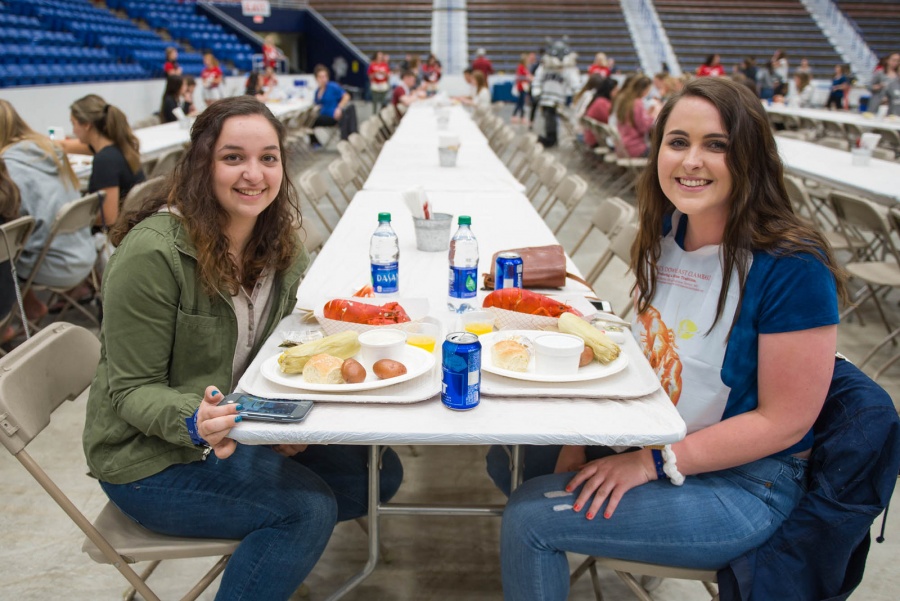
left=370, top=212, right=399, bottom=297
left=448, top=215, right=479, bottom=313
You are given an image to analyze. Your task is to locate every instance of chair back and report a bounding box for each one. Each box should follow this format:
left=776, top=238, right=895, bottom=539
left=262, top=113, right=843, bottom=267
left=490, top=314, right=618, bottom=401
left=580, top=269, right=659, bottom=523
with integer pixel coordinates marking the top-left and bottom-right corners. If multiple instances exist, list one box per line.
left=121, top=176, right=165, bottom=217
left=149, top=147, right=184, bottom=178
left=0, top=323, right=99, bottom=455
left=337, top=140, right=369, bottom=178
left=539, top=160, right=567, bottom=189
left=55, top=191, right=104, bottom=236
left=829, top=191, right=899, bottom=262
left=783, top=174, right=818, bottom=225
left=299, top=170, right=329, bottom=203
left=348, top=133, right=376, bottom=166
left=555, top=174, right=589, bottom=210
left=0, top=216, right=36, bottom=264
left=328, top=158, right=355, bottom=189
left=609, top=219, right=638, bottom=263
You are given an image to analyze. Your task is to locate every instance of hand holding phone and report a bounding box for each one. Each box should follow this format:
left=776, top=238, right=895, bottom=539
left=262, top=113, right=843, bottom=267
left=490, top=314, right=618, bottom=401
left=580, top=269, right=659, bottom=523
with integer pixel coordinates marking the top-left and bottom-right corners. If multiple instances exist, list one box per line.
left=219, top=393, right=314, bottom=423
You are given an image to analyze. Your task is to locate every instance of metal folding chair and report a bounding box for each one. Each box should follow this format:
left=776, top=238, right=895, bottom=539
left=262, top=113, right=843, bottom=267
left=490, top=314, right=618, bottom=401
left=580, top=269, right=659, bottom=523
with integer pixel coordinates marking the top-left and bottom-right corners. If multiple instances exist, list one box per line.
left=0, top=323, right=240, bottom=601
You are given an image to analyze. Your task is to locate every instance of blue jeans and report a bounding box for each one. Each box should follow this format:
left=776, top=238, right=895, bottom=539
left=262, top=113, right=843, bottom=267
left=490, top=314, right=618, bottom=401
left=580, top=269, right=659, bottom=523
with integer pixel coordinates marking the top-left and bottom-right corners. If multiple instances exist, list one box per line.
left=100, top=444, right=403, bottom=601
left=486, top=444, right=620, bottom=497
left=512, top=91, right=526, bottom=117
left=500, top=455, right=808, bottom=601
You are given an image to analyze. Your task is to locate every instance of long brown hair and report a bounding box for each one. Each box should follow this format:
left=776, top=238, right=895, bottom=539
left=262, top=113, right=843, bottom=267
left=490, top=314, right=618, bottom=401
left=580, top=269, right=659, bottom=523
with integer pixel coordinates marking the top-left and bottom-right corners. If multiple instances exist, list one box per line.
left=111, top=96, right=300, bottom=297
left=631, top=77, right=847, bottom=331
left=0, top=99, right=80, bottom=190
left=70, top=94, right=142, bottom=174
left=614, top=75, right=651, bottom=127
left=0, top=158, right=21, bottom=221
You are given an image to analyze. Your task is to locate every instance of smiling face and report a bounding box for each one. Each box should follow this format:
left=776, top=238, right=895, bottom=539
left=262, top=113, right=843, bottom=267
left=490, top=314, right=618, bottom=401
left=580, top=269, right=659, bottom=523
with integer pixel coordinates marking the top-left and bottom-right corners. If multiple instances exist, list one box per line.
left=658, top=96, right=732, bottom=244
left=212, top=114, right=282, bottom=234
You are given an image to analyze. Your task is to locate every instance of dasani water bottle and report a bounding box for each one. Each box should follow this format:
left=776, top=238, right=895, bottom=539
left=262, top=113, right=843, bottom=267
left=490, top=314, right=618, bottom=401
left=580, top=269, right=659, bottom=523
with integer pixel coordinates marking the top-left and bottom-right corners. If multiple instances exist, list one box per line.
left=370, top=212, right=399, bottom=296
left=448, top=215, right=478, bottom=312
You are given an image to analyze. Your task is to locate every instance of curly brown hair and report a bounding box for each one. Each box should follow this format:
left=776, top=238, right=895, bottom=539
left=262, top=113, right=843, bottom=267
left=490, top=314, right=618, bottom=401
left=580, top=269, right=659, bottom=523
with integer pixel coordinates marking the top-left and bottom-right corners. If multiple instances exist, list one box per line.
left=631, top=77, right=847, bottom=332
left=112, top=96, right=301, bottom=297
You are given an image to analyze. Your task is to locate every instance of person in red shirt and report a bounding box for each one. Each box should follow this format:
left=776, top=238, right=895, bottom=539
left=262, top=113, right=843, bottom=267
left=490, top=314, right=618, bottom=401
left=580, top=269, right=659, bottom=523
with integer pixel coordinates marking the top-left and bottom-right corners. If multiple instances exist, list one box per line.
left=367, top=50, right=391, bottom=113
left=262, top=34, right=283, bottom=70
left=472, top=48, right=494, bottom=82
left=582, top=77, right=618, bottom=148
left=422, top=54, right=442, bottom=92
left=587, top=52, right=611, bottom=78
left=696, top=54, right=726, bottom=77
left=511, top=53, right=533, bottom=123
left=391, top=70, right=422, bottom=118
left=163, top=47, right=182, bottom=76
left=200, top=51, right=224, bottom=104
left=260, top=66, right=278, bottom=93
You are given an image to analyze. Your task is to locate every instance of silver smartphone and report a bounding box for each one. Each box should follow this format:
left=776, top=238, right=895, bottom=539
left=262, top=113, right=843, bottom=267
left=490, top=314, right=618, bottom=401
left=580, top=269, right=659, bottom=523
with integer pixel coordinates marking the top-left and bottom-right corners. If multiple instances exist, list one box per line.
left=218, top=393, right=314, bottom=423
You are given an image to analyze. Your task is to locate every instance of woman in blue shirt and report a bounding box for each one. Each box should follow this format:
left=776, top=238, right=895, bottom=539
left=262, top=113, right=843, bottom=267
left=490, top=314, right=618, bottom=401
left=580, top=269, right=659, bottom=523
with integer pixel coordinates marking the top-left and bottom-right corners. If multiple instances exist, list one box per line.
left=498, top=77, right=848, bottom=601
left=309, top=64, right=358, bottom=146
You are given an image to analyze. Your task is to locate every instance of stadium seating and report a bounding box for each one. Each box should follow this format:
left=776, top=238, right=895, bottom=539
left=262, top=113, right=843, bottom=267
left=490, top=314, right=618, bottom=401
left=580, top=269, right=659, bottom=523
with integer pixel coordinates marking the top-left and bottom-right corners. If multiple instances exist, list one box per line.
left=837, top=0, right=900, bottom=62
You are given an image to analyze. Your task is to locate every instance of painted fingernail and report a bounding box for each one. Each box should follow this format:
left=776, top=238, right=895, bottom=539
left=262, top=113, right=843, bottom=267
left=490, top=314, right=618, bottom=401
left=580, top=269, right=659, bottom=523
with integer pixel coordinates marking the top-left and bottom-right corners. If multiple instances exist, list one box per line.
left=573, top=504, right=581, bottom=512
left=211, top=390, right=220, bottom=397
left=565, top=486, right=572, bottom=492
left=236, top=404, right=244, bottom=411
left=586, top=512, right=595, bottom=520
left=604, top=511, right=611, bottom=519
left=234, top=415, right=243, bottom=422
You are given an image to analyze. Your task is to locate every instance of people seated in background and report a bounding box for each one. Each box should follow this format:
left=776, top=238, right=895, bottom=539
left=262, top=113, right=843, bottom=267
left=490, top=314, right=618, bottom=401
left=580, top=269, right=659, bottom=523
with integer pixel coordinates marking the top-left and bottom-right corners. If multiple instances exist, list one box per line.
left=613, top=75, right=659, bottom=158
left=260, top=66, right=278, bottom=94
left=772, top=49, right=790, bottom=96
left=696, top=53, right=725, bottom=77
left=391, top=69, right=423, bottom=117
left=58, top=95, right=145, bottom=227
left=826, top=64, right=850, bottom=110
left=0, top=100, right=95, bottom=322
left=163, top=47, right=182, bottom=76
left=200, top=51, right=224, bottom=105
left=367, top=50, right=391, bottom=113
left=422, top=53, right=442, bottom=90
left=582, top=77, right=618, bottom=148
left=310, top=64, right=358, bottom=146
left=182, top=76, right=197, bottom=115
left=795, top=57, right=811, bottom=76
left=652, top=72, right=682, bottom=105
left=471, top=48, right=494, bottom=82
left=786, top=72, right=814, bottom=108
left=0, top=158, right=21, bottom=341
left=571, top=74, right=606, bottom=140
left=587, top=52, right=611, bottom=78
left=757, top=61, right=776, bottom=102
left=471, top=70, right=492, bottom=110
left=495, top=77, right=846, bottom=600
left=160, top=75, right=185, bottom=124
left=84, top=97, right=404, bottom=601
left=244, top=71, right=268, bottom=101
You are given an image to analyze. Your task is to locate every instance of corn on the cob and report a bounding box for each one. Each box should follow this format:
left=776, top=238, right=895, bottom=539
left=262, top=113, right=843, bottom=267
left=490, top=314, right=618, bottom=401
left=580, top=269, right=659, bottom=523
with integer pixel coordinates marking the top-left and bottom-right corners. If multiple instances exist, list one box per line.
left=278, top=331, right=361, bottom=374
left=557, top=312, right=621, bottom=364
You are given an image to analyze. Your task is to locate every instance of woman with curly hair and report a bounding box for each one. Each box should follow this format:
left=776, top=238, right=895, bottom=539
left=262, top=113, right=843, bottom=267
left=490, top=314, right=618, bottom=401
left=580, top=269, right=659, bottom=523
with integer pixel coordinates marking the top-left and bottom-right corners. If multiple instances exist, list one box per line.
left=499, top=77, right=846, bottom=600
left=83, top=96, right=403, bottom=601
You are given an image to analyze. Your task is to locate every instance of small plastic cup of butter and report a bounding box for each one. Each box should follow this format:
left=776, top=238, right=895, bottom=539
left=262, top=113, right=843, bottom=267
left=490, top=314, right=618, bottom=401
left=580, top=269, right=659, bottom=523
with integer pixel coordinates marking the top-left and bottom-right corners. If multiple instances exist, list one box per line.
left=533, top=333, right=585, bottom=375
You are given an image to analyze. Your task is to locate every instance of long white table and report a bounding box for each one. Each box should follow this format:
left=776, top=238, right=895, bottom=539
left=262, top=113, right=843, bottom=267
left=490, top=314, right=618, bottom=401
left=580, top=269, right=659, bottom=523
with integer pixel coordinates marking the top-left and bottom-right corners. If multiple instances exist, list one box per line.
left=767, top=104, right=900, bottom=134
left=230, top=112, right=684, bottom=599
left=777, top=136, right=900, bottom=205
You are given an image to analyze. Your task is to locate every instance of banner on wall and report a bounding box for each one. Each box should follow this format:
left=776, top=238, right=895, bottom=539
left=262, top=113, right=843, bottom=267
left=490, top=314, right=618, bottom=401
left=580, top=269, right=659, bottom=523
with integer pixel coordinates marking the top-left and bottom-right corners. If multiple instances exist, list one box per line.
left=241, top=1, right=271, bottom=17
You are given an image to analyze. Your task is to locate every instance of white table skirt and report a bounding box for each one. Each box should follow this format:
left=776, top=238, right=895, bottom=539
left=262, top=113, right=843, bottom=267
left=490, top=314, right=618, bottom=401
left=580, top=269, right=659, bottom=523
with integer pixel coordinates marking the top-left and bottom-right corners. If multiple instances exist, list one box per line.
left=767, top=104, right=900, bottom=133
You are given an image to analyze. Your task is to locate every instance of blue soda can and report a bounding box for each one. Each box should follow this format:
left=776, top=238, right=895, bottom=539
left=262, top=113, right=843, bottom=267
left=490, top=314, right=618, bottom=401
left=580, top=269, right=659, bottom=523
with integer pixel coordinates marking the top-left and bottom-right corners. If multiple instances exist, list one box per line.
left=441, top=332, right=481, bottom=410
left=494, top=252, right=524, bottom=290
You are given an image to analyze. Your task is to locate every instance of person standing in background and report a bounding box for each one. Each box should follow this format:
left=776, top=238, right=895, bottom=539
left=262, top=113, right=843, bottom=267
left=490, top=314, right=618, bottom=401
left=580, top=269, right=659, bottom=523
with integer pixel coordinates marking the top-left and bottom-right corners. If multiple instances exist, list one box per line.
left=262, top=34, right=284, bottom=70
left=826, top=64, right=850, bottom=110
left=163, top=47, right=182, bottom=76
left=367, top=51, right=391, bottom=113
left=472, top=48, right=495, bottom=83
left=200, top=51, right=224, bottom=105
left=588, top=52, right=611, bottom=78
left=869, top=52, right=899, bottom=114
left=511, top=53, right=533, bottom=124
left=772, top=49, right=789, bottom=96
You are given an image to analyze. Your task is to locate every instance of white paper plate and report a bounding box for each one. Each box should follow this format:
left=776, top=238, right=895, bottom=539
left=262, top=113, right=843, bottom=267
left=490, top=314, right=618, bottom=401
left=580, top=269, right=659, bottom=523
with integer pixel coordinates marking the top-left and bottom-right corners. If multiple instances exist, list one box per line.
left=479, top=330, right=628, bottom=383
left=261, top=345, right=435, bottom=392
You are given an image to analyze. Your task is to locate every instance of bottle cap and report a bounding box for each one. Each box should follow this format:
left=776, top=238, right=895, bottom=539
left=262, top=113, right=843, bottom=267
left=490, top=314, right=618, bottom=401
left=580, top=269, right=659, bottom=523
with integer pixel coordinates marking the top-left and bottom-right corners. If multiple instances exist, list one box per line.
left=378, top=212, right=391, bottom=222
left=458, top=215, right=471, bottom=225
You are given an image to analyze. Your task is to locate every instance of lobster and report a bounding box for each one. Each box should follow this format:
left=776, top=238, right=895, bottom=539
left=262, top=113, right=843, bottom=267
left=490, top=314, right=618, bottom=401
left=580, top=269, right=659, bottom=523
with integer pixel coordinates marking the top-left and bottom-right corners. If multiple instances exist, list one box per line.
left=323, top=299, right=411, bottom=325
left=482, top=288, right=583, bottom=318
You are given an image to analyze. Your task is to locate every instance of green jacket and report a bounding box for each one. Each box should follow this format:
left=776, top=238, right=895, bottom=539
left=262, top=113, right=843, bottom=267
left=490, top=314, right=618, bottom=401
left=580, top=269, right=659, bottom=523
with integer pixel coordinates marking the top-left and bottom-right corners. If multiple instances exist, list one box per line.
left=83, top=213, right=308, bottom=484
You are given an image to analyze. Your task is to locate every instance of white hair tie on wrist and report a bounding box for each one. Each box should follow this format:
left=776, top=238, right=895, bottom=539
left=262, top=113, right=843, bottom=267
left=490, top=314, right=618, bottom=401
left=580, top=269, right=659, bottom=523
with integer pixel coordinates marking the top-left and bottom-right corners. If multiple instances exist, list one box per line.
left=662, top=444, right=686, bottom=486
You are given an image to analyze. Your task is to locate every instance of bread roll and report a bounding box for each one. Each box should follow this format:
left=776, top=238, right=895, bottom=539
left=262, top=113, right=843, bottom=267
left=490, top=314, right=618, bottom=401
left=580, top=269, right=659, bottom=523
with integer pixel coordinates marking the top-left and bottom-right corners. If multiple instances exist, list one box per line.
left=302, top=353, right=345, bottom=384
left=492, top=339, right=530, bottom=372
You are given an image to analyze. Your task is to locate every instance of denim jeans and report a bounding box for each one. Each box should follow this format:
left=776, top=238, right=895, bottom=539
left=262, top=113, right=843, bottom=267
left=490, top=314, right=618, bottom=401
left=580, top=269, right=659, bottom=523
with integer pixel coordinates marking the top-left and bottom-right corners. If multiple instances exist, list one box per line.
left=100, top=443, right=403, bottom=601
left=500, top=455, right=808, bottom=601
left=486, top=444, right=620, bottom=497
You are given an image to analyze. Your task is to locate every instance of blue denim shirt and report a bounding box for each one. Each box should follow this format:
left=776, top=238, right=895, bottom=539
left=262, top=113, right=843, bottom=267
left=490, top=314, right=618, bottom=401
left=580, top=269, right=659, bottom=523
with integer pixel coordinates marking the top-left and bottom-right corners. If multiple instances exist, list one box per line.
left=718, top=358, right=900, bottom=600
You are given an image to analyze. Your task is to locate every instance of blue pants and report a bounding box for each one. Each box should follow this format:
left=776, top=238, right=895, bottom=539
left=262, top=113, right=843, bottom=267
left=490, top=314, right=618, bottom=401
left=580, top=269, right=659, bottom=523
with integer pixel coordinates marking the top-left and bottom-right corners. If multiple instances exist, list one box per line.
left=101, top=444, right=403, bottom=601
left=512, top=91, right=527, bottom=117
left=500, top=454, right=808, bottom=601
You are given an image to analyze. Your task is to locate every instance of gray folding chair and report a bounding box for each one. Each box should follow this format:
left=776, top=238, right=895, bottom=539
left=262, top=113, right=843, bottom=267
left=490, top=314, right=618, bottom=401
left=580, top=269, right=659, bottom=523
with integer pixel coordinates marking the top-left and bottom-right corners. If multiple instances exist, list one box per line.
left=541, top=173, right=589, bottom=235
left=569, top=196, right=635, bottom=257
left=337, top=139, right=370, bottom=181
left=0, top=216, right=36, bottom=354
left=148, top=146, right=185, bottom=178
left=20, top=192, right=104, bottom=329
left=297, top=170, right=339, bottom=233
left=121, top=176, right=166, bottom=217
left=571, top=556, right=718, bottom=601
left=0, top=323, right=240, bottom=601
left=328, top=158, right=360, bottom=205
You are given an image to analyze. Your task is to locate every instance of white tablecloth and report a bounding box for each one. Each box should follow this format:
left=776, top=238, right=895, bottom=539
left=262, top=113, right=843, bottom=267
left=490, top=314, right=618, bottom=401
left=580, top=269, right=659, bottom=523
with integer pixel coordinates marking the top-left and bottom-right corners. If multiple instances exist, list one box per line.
left=231, top=187, right=685, bottom=447
left=777, top=136, right=900, bottom=205
left=362, top=104, right=525, bottom=193
left=767, top=104, right=900, bottom=133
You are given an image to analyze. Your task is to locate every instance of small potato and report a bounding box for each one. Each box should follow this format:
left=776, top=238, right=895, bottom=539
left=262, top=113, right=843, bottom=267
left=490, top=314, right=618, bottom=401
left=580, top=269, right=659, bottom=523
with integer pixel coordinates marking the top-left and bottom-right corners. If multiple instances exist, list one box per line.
left=341, top=358, right=367, bottom=384
left=373, top=359, right=408, bottom=380
left=579, top=345, right=594, bottom=367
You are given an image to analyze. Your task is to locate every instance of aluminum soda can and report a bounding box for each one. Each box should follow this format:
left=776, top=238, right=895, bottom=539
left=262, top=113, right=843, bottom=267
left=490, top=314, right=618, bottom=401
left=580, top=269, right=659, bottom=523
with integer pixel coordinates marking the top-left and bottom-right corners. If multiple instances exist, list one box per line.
left=441, top=332, right=481, bottom=410
left=494, top=252, right=524, bottom=290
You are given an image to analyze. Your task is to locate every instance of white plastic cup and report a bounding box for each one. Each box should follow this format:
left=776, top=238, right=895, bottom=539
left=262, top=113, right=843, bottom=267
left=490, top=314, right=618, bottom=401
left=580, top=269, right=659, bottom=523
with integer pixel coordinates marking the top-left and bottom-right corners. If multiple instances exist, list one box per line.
left=358, top=328, right=407, bottom=365
left=534, top=333, right=584, bottom=375
left=851, top=148, right=872, bottom=167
